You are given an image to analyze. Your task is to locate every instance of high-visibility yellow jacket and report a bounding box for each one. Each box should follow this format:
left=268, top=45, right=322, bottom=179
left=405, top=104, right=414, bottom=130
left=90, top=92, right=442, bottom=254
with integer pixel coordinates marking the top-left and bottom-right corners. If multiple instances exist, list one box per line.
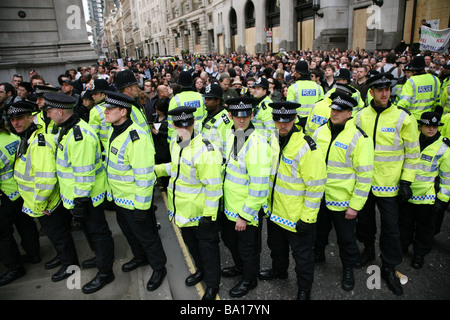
left=167, top=90, right=206, bottom=143
left=0, top=132, right=20, bottom=202
left=268, top=129, right=326, bottom=233
left=223, top=127, right=271, bottom=227
left=397, top=73, right=441, bottom=120
left=313, top=120, right=374, bottom=211
left=89, top=101, right=111, bottom=151
left=439, top=112, right=450, bottom=138
left=14, top=129, right=60, bottom=217
left=36, top=111, right=57, bottom=135
left=252, top=95, right=275, bottom=140
left=409, top=135, right=450, bottom=204
left=440, top=76, right=450, bottom=114
left=354, top=102, right=420, bottom=197
left=201, top=107, right=233, bottom=160
left=286, top=79, right=324, bottom=118
left=105, top=120, right=155, bottom=211
left=155, top=131, right=223, bottom=227
left=56, top=117, right=106, bottom=209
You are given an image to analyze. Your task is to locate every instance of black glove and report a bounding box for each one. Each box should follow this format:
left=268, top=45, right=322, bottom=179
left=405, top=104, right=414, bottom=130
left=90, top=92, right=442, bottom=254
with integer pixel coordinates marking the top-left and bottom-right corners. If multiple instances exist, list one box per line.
left=431, top=198, right=448, bottom=216
left=398, top=180, right=412, bottom=203
left=134, top=209, right=149, bottom=224
left=295, top=219, right=314, bottom=235
left=198, top=216, right=213, bottom=228
left=72, top=197, right=91, bottom=220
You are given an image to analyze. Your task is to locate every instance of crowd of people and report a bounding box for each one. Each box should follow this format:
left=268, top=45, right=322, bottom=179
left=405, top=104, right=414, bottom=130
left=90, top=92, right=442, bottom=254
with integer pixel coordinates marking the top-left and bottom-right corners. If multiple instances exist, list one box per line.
left=0, top=44, right=449, bottom=300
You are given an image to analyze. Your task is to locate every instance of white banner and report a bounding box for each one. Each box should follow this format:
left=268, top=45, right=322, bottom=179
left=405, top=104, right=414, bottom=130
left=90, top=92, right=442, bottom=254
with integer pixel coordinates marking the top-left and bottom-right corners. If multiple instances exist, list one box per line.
left=419, top=26, right=450, bottom=54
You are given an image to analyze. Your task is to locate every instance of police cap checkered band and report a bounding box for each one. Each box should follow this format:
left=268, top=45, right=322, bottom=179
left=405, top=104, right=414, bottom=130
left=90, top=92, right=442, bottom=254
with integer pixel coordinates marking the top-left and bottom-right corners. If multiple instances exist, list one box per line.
left=104, top=91, right=135, bottom=108
left=105, top=96, right=133, bottom=108
left=225, top=97, right=255, bottom=110
left=6, top=100, right=36, bottom=117
left=332, top=96, right=354, bottom=109
left=43, top=92, right=76, bottom=109
left=172, top=112, right=194, bottom=122
left=34, top=85, right=58, bottom=96
left=270, top=101, right=300, bottom=115
left=228, top=101, right=253, bottom=110
left=366, top=73, right=394, bottom=88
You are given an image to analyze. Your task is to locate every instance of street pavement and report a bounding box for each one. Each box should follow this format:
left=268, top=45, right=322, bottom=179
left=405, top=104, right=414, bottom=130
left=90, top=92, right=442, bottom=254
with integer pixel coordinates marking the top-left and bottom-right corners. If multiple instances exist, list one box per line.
left=0, top=186, right=449, bottom=302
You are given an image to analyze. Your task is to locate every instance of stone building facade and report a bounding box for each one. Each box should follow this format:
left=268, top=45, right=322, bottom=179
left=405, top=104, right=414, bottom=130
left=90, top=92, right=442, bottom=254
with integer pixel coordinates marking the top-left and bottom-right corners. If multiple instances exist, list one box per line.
left=102, top=0, right=449, bottom=58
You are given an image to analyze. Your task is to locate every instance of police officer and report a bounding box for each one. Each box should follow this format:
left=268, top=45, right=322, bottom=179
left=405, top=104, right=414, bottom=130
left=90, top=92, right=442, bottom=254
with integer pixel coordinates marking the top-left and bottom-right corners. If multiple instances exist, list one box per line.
left=251, top=77, right=275, bottom=141
left=399, top=112, right=450, bottom=269
left=305, top=83, right=360, bottom=137
left=440, top=60, right=450, bottom=114
left=354, top=73, right=420, bottom=296
left=398, top=55, right=442, bottom=120
left=286, top=60, right=324, bottom=128
left=114, top=69, right=152, bottom=137
left=0, top=103, right=40, bottom=286
left=89, top=78, right=113, bottom=151
left=155, top=106, right=223, bottom=300
left=8, top=100, right=79, bottom=283
left=43, top=92, right=115, bottom=294
left=167, top=70, right=206, bottom=143
left=103, top=91, right=167, bottom=291
left=201, top=82, right=233, bottom=160
left=221, top=97, right=271, bottom=298
left=259, top=101, right=326, bottom=300
left=33, top=85, right=59, bottom=135
left=312, top=92, right=374, bottom=291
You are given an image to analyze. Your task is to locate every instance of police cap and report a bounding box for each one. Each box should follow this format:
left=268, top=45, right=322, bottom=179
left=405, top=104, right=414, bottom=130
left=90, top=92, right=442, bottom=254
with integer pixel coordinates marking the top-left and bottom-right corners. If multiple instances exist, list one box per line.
left=104, top=91, right=135, bottom=109
left=269, top=101, right=300, bottom=123
left=168, top=106, right=196, bottom=127
left=226, top=97, right=255, bottom=118
left=41, top=92, right=76, bottom=110
left=329, top=91, right=357, bottom=111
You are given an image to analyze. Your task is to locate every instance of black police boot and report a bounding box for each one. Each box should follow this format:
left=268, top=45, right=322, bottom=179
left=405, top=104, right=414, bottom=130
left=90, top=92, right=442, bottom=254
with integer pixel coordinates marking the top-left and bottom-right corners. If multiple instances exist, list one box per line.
left=342, top=266, right=355, bottom=291
left=122, top=257, right=148, bottom=272
left=82, top=271, right=115, bottom=294
left=147, top=267, right=167, bottom=291
left=258, top=269, right=288, bottom=280
left=297, top=289, right=311, bottom=300
left=221, top=266, right=243, bottom=277
left=356, top=245, right=375, bottom=268
left=81, top=257, right=96, bottom=269
left=229, top=279, right=257, bottom=298
left=202, top=287, right=219, bottom=300
left=185, top=270, right=204, bottom=286
left=44, top=255, right=61, bottom=270
left=0, top=267, right=26, bottom=286
left=411, top=254, right=424, bottom=269
left=381, top=263, right=403, bottom=296
left=52, top=265, right=74, bottom=282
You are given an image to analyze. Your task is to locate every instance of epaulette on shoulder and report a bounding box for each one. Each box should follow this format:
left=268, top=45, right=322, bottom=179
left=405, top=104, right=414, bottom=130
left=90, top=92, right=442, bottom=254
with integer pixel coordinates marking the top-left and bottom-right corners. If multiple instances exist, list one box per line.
left=129, top=129, right=140, bottom=142
left=397, top=106, right=412, bottom=116
left=37, top=133, right=46, bottom=146
left=356, top=125, right=368, bottom=138
left=443, top=137, right=450, bottom=147
left=73, top=125, right=83, bottom=141
left=304, top=135, right=317, bottom=151
left=202, top=138, right=214, bottom=151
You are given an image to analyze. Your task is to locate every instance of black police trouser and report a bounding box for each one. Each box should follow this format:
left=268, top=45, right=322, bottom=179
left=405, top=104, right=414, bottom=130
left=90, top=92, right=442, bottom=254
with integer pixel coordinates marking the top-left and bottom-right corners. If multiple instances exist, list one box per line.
left=81, top=201, right=115, bottom=274
left=266, top=219, right=316, bottom=291
left=315, top=200, right=360, bottom=267
left=221, top=217, right=260, bottom=281
left=180, top=222, right=221, bottom=289
left=0, top=194, right=40, bottom=270
left=356, top=191, right=402, bottom=266
left=399, top=202, right=434, bottom=256
left=38, top=203, right=79, bottom=266
left=116, top=206, right=166, bottom=271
